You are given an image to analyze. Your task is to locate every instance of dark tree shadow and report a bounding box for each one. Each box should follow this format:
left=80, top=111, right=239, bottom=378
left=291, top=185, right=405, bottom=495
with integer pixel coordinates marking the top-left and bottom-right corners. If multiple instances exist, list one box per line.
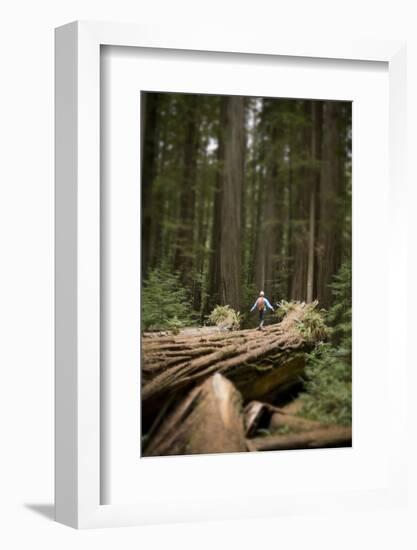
left=24, top=503, right=55, bottom=521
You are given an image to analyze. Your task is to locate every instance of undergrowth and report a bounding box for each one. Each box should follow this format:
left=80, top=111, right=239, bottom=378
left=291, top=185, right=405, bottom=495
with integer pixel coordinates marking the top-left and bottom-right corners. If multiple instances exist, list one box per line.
left=299, top=262, right=352, bottom=426
left=296, top=305, right=329, bottom=342
left=207, top=305, right=241, bottom=330
left=142, top=267, right=195, bottom=331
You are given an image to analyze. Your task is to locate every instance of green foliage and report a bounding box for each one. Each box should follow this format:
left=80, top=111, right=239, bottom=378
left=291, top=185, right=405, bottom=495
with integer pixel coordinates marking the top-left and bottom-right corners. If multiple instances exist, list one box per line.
left=326, top=262, right=352, bottom=349
left=299, top=262, right=352, bottom=425
left=165, top=316, right=184, bottom=335
left=272, top=300, right=293, bottom=326
left=276, top=299, right=297, bottom=318
left=142, top=268, right=194, bottom=331
left=296, top=305, right=329, bottom=342
left=275, top=300, right=328, bottom=342
left=240, top=281, right=260, bottom=328
left=207, top=305, right=241, bottom=330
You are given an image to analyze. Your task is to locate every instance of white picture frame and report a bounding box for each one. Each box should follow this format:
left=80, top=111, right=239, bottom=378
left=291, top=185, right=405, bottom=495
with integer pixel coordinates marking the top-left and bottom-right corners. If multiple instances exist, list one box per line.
left=55, top=21, right=407, bottom=529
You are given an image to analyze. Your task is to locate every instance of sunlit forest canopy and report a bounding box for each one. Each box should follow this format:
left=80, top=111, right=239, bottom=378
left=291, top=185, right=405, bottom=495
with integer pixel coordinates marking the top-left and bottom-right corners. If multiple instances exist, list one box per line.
left=141, top=91, right=352, bottom=325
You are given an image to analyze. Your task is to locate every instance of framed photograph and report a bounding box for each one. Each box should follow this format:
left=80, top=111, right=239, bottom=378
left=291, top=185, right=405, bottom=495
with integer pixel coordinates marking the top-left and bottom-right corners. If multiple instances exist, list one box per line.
left=55, top=21, right=407, bottom=528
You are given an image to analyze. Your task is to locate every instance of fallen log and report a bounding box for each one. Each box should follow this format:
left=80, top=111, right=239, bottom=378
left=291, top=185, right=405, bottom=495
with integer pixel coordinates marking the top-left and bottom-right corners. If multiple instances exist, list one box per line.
left=143, top=326, right=223, bottom=339
left=268, top=410, right=324, bottom=433
left=244, top=400, right=325, bottom=437
left=143, top=373, right=248, bottom=457
left=250, top=426, right=352, bottom=452
left=142, top=302, right=322, bottom=428
left=244, top=401, right=273, bottom=437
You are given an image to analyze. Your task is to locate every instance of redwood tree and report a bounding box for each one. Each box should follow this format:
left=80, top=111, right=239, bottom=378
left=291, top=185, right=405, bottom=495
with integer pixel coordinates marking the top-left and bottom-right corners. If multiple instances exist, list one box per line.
left=215, top=96, right=245, bottom=311
left=316, top=100, right=341, bottom=308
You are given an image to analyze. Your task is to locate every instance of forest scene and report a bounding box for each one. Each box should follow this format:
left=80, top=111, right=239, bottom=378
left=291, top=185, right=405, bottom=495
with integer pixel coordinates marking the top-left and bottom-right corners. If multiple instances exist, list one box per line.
left=140, top=91, right=352, bottom=457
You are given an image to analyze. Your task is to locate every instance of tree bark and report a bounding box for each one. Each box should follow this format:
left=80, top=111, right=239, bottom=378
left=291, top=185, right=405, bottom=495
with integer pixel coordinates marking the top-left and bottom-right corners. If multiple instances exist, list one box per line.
left=218, top=96, right=245, bottom=311
left=143, top=373, right=248, bottom=457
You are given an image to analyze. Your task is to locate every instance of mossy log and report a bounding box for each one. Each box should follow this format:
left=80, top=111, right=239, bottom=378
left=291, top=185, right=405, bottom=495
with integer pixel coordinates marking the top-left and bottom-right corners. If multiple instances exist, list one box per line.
left=143, top=373, right=248, bottom=457
left=142, top=302, right=320, bottom=429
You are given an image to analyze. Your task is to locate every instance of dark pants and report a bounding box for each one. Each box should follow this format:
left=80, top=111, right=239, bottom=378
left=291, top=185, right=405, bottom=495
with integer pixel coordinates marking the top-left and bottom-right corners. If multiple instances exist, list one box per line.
left=259, top=309, right=265, bottom=327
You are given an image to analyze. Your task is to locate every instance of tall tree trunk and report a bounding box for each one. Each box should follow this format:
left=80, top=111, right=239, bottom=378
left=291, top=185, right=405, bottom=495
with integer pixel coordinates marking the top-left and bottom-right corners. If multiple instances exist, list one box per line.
left=247, top=116, right=261, bottom=287
left=286, top=133, right=293, bottom=299
left=290, top=101, right=311, bottom=301
left=306, top=191, right=316, bottom=303
left=193, top=137, right=211, bottom=313
left=317, top=101, right=341, bottom=308
left=149, top=98, right=170, bottom=269
left=209, top=96, right=245, bottom=312
left=174, top=96, right=199, bottom=283
left=219, top=96, right=245, bottom=310
left=306, top=101, right=322, bottom=302
left=253, top=174, right=266, bottom=291
left=253, top=100, right=281, bottom=299
left=208, top=98, right=226, bottom=310
left=141, top=93, right=159, bottom=277
left=254, top=133, right=280, bottom=298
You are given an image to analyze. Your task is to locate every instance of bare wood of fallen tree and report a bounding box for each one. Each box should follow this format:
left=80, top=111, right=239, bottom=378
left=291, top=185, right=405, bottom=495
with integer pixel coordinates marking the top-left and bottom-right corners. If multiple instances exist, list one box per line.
left=144, top=375, right=351, bottom=456
left=244, top=400, right=324, bottom=438
left=244, top=400, right=351, bottom=450
left=250, top=426, right=352, bottom=452
left=142, top=302, right=319, bottom=427
left=144, top=373, right=248, bottom=457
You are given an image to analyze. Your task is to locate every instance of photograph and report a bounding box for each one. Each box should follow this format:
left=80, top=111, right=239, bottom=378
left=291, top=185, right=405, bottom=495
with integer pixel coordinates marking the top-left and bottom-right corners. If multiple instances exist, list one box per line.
left=0, top=0, right=411, bottom=540
left=140, top=91, right=352, bottom=457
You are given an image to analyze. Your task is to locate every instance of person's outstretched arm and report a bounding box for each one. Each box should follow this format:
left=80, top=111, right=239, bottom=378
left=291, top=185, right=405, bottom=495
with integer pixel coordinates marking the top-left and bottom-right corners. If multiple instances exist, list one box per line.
left=264, top=298, right=274, bottom=311
left=250, top=299, right=258, bottom=312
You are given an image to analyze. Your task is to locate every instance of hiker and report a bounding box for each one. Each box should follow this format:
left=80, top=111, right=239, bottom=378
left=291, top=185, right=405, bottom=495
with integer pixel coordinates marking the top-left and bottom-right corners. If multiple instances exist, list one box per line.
left=250, top=291, right=274, bottom=330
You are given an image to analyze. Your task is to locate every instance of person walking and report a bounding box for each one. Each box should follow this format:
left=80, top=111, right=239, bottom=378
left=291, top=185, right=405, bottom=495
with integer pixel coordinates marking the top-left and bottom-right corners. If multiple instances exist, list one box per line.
left=250, top=290, right=274, bottom=330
